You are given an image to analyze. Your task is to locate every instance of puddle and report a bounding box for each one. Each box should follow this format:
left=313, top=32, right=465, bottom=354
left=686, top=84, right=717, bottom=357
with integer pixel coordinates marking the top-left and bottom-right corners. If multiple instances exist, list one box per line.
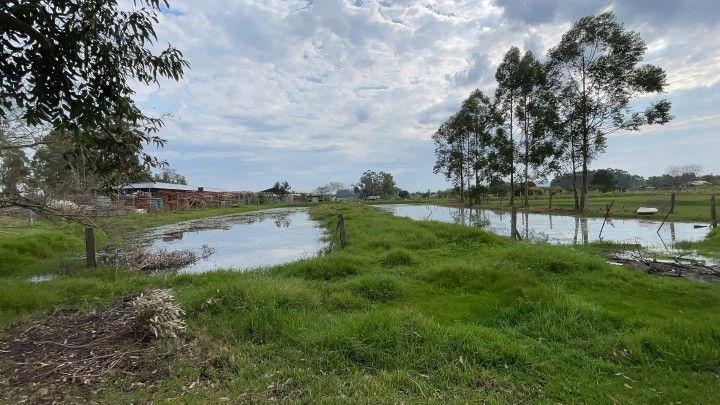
left=375, top=204, right=712, bottom=256
left=28, top=274, right=57, bottom=283
left=141, top=208, right=326, bottom=273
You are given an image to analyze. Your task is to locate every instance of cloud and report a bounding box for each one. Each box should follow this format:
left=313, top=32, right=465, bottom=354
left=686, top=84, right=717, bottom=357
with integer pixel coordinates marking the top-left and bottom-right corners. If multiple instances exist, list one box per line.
left=132, top=0, right=720, bottom=191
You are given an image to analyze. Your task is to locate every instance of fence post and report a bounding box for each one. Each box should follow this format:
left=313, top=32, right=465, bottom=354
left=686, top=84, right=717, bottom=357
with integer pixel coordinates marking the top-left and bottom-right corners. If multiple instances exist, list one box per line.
left=85, top=227, right=97, bottom=268
left=670, top=192, right=676, bottom=214
left=711, top=196, right=717, bottom=229
left=599, top=200, right=614, bottom=238
left=337, top=214, right=347, bottom=247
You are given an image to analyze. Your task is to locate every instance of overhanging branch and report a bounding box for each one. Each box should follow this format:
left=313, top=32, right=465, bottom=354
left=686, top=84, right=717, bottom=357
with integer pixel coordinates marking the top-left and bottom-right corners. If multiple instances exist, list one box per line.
left=0, top=10, right=56, bottom=54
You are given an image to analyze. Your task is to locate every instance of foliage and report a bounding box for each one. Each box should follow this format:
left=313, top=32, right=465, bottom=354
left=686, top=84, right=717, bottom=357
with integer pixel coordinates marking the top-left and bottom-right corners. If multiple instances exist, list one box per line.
left=263, top=181, right=291, bottom=198
left=552, top=168, right=645, bottom=191
left=515, top=51, right=563, bottom=207
left=433, top=89, right=504, bottom=203
left=661, top=165, right=703, bottom=189
left=313, top=182, right=346, bottom=197
left=547, top=11, right=673, bottom=211
left=0, top=147, right=30, bottom=195
left=353, top=170, right=396, bottom=198
left=590, top=169, right=618, bottom=192
left=398, top=190, right=410, bottom=199
left=152, top=168, right=187, bottom=185
left=494, top=47, right=523, bottom=204
left=0, top=0, right=188, bottom=187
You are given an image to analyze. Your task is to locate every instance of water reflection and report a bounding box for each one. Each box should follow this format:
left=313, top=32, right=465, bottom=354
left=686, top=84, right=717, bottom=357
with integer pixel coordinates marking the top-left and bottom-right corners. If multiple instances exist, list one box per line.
left=145, top=208, right=325, bottom=273
left=375, top=204, right=710, bottom=253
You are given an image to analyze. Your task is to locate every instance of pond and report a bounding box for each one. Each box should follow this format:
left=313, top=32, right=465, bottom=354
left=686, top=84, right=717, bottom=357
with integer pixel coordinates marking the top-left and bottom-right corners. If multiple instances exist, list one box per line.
left=143, top=208, right=326, bottom=273
left=374, top=204, right=711, bottom=253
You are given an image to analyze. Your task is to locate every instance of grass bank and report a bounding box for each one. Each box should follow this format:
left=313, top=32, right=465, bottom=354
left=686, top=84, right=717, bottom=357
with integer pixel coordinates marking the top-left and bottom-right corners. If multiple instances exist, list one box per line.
left=440, top=189, right=720, bottom=223
left=677, top=228, right=720, bottom=259
left=2, top=203, right=720, bottom=402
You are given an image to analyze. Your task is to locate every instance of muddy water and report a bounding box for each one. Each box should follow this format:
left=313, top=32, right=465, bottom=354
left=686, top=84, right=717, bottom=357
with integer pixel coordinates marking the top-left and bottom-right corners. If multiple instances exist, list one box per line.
left=375, top=204, right=711, bottom=253
left=144, top=208, right=326, bottom=273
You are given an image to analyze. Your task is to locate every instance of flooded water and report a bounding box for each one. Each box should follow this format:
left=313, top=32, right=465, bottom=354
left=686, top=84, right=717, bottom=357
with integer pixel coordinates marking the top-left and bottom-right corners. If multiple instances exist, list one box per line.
left=375, top=204, right=711, bottom=253
left=144, top=208, right=326, bottom=273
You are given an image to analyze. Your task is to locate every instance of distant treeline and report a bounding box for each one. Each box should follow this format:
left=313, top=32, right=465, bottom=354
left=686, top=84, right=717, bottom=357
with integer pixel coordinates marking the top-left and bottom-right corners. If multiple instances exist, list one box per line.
left=551, top=168, right=719, bottom=191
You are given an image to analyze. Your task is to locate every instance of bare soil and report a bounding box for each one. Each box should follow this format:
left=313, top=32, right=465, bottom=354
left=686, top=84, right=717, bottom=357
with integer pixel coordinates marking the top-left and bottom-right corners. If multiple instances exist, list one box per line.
left=0, top=291, right=186, bottom=403
left=609, top=256, right=720, bottom=281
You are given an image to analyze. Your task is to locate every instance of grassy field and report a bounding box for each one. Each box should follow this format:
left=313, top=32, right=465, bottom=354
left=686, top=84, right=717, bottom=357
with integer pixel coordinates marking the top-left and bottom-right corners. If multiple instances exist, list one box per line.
left=1, top=203, right=720, bottom=402
left=442, top=188, right=720, bottom=223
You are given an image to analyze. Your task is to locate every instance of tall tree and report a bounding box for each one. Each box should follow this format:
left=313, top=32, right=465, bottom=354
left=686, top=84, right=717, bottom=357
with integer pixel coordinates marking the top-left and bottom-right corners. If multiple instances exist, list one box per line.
left=495, top=47, right=523, bottom=206
left=273, top=181, right=291, bottom=198
left=433, top=115, right=467, bottom=201
left=0, top=148, right=30, bottom=195
left=591, top=169, right=618, bottom=192
left=515, top=51, right=547, bottom=207
left=153, top=168, right=187, bottom=185
left=548, top=12, right=672, bottom=211
left=354, top=170, right=396, bottom=198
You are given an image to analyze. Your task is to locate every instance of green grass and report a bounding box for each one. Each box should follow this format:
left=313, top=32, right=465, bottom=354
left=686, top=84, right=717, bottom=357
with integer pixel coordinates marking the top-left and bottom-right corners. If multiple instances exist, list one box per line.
left=677, top=228, right=720, bottom=258
left=1, top=203, right=720, bottom=402
left=449, top=188, right=720, bottom=223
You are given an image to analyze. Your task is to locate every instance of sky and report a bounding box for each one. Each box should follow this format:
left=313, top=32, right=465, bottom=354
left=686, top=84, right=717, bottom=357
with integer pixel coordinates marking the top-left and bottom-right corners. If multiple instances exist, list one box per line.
left=134, top=0, right=720, bottom=192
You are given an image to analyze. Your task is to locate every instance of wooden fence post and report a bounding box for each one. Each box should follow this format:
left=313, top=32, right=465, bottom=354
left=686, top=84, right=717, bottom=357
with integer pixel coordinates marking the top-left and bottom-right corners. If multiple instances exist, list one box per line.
left=711, top=196, right=717, bottom=229
left=85, top=227, right=97, bottom=268
left=670, top=192, right=676, bottom=214
left=599, top=200, right=614, bottom=238
left=511, top=205, right=518, bottom=240
left=337, top=214, right=347, bottom=247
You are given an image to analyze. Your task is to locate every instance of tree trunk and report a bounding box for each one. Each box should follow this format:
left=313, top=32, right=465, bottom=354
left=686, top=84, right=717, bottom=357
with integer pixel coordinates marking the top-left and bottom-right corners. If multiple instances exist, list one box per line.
left=580, top=59, right=589, bottom=212
left=459, top=166, right=464, bottom=203
left=581, top=142, right=588, bottom=212
left=570, top=128, right=580, bottom=210
left=523, top=99, right=529, bottom=209
left=509, top=93, right=515, bottom=207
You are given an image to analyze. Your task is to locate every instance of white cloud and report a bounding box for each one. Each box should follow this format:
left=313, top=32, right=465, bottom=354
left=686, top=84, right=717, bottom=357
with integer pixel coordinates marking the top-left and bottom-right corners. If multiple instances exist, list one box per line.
left=132, top=0, right=720, bottom=190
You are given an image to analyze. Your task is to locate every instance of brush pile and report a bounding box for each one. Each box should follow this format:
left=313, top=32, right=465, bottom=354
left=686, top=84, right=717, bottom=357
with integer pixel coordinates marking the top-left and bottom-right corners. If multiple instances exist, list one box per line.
left=100, top=245, right=214, bottom=271
left=0, top=289, right=186, bottom=399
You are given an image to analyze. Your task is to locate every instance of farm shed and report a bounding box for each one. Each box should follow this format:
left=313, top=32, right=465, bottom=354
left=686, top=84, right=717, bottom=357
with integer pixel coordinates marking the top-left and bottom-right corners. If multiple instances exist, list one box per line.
left=117, top=182, right=254, bottom=211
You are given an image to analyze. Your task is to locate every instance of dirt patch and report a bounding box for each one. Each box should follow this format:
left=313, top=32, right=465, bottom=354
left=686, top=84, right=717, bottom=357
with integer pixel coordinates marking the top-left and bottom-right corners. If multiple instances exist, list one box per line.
left=0, top=289, right=186, bottom=402
left=609, top=256, right=720, bottom=282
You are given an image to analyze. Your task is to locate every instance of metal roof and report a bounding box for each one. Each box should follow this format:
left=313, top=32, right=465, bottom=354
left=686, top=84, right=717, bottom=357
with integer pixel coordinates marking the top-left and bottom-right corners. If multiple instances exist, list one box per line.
left=120, top=182, right=200, bottom=192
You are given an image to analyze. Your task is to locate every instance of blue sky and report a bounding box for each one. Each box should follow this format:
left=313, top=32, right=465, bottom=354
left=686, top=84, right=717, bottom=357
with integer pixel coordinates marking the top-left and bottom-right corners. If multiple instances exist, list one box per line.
left=134, top=0, right=720, bottom=192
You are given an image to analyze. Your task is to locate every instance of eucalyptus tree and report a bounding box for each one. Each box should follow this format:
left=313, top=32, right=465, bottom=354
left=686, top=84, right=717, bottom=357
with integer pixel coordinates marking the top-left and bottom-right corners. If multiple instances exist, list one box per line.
left=433, top=114, right=467, bottom=202
left=465, top=90, right=503, bottom=203
left=525, top=63, right=567, bottom=199
left=547, top=12, right=672, bottom=211
left=494, top=47, right=523, bottom=206
left=515, top=51, right=546, bottom=207
left=1, top=0, right=189, bottom=193
left=433, top=90, right=501, bottom=204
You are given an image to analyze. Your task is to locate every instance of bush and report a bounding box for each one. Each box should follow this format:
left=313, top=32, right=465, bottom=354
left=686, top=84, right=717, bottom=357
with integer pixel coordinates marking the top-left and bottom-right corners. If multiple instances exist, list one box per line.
left=380, top=248, right=415, bottom=268
left=349, top=275, right=403, bottom=302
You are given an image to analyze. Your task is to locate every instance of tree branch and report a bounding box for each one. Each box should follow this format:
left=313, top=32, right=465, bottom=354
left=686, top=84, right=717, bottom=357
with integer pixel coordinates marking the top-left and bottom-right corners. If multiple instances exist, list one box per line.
left=0, top=10, right=56, bottom=55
